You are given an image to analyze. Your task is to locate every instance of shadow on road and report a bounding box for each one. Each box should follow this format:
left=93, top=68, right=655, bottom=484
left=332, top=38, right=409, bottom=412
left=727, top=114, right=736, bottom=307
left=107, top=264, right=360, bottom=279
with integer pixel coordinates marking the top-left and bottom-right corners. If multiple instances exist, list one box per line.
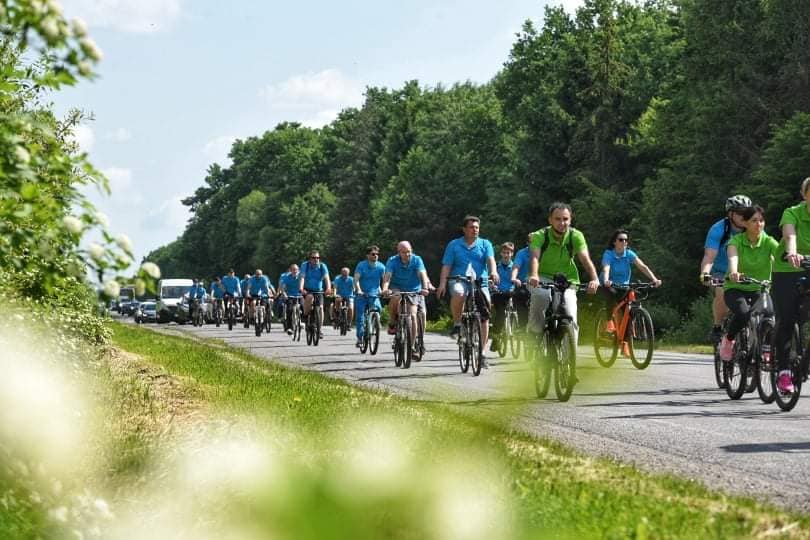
left=720, top=441, right=810, bottom=454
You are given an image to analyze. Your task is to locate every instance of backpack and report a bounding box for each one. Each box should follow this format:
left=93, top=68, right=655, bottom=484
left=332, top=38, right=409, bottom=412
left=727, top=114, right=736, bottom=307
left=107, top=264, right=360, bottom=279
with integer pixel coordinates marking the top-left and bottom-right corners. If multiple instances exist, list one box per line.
left=719, top=218, right=732, bottom=248
left=536, top=226, right=576, bottom=260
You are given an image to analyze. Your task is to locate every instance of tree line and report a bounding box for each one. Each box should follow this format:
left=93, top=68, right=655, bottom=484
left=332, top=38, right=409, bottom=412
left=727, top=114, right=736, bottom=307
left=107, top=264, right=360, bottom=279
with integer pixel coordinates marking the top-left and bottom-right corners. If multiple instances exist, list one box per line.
left=147, top=0, right=810, bottom=326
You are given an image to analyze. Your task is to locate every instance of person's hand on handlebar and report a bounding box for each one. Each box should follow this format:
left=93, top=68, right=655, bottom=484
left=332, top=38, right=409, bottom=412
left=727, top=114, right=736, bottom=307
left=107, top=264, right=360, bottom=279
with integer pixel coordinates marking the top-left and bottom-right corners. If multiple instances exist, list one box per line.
left=528, top=275, right=539, bottom=288
left=436, top=282, right=446, bottom=299
left=699, top=273, right=711, bottom=286
left=729, top=271, right=742, bottom=283
left=587, top=279, right=599, bottom=294
left=787, top=252, right=804, bottom=269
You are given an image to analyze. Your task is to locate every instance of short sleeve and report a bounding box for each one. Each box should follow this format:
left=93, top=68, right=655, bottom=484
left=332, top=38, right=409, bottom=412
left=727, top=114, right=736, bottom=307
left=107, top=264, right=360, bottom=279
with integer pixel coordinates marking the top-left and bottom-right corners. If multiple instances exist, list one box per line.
left=704, top=221, right=724, bottom=250
left=601, top=250, right=612, bottom=267
left=572, top=229, right=587, bottom=254
left=484, top=240, right=494, bottom=258
left=441, top=240, right=455, bottom=266
left=415, top=255, right=426, bottom=272
left=529, top=230, right=543, bottom=250
left=627, top=249, right=638, bottom=263
left=779, top=206, right=798, bottom=228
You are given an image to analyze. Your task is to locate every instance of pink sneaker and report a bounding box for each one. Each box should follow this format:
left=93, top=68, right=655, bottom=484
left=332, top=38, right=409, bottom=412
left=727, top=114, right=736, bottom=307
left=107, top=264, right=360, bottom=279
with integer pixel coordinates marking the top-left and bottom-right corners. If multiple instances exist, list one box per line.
left=718, top=336, right=735, bottom=362
left=777, top=371, right=795, bottom=394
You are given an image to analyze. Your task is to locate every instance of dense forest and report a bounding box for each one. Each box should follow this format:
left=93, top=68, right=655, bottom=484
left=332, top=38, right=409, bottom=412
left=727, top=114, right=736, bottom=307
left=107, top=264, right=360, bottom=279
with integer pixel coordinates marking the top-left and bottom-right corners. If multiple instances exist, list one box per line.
left=147, top=0, right=810, bottom=326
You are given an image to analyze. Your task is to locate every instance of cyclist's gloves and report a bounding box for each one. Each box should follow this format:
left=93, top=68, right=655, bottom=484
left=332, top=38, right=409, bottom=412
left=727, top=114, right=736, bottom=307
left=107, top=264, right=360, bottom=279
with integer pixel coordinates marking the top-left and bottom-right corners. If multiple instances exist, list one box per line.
left=700, top=273, right=711, bottom=286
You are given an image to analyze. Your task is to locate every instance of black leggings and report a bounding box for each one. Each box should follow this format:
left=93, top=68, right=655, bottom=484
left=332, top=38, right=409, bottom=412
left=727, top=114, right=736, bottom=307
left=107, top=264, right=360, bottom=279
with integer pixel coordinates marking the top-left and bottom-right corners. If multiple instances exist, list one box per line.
left=723, top=289, right=760, bottom=340
left=773, top=272, right=804, bottom=370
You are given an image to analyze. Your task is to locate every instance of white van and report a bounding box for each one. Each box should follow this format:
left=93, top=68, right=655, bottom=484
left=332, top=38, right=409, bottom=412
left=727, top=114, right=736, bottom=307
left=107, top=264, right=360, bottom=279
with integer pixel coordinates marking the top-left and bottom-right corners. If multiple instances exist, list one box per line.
left=156, top=278, right=193, bottom=323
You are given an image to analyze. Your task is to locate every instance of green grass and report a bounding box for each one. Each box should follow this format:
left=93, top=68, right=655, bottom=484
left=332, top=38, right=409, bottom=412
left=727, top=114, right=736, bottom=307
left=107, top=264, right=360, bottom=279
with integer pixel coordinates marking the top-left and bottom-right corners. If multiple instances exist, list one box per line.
left=109, top=322, right=810, bottom=539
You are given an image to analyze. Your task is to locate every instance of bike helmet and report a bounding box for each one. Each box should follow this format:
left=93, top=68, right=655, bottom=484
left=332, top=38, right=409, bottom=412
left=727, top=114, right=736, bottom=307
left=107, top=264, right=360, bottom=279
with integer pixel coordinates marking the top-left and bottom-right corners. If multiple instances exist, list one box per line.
left=724, top=194, right=752, bottom=213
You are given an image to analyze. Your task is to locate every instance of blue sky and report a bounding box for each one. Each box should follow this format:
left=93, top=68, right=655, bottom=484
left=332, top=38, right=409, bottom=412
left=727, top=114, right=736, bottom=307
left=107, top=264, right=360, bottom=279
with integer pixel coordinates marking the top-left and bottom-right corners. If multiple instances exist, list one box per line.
left=54, top=0, right=582, bottom=267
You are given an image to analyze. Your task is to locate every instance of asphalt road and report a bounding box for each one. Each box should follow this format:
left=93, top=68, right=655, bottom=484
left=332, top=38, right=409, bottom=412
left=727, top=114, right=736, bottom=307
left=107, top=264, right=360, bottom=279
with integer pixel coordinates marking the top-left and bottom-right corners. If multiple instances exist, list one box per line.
left=128, top=316, right=810, bottom=512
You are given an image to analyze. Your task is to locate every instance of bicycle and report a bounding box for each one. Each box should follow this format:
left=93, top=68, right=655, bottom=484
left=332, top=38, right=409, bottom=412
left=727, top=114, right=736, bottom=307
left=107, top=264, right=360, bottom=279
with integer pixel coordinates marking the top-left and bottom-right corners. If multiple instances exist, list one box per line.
left=772, top=257, right=810, bottom=411
left=718, top=277, right=775, bottom=402
left=254, top=296, right=269, bottom=337
left=191, top=298, right=204, bottom=327
left=336, top=298, right=350, bottom=336
left=212, top=298, right=223, bottom=328
left=243, top=297, right=254, bottom=329
left=531, top=275, right=590, bottom=402
left=304, top=292, right=324, bottom=346
left=708, top=279, right=729, bottom=389
left=390, top=291, right=427, bottom=369
left=225, top=296, right=238, bottom=331
left=358, top=293, right=381, bottom=355
left=288, top=297, right=303, bottom=342
left=593, top=282, right=656, bottom=370
left=494, top=291, right=522, bottom=359
left=449, top=275, right=486, bottom=376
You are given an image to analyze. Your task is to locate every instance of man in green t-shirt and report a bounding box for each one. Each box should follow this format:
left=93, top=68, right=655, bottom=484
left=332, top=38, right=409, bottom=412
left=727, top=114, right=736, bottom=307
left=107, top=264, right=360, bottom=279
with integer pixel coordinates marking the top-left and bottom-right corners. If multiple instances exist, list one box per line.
left=527, top=202, right=600, bottom=346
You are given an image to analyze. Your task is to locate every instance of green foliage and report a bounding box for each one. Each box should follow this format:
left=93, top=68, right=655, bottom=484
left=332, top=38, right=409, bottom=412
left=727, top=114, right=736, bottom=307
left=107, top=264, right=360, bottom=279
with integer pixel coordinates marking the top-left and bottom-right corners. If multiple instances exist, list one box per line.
left=662, top=294, right=714, bottom=345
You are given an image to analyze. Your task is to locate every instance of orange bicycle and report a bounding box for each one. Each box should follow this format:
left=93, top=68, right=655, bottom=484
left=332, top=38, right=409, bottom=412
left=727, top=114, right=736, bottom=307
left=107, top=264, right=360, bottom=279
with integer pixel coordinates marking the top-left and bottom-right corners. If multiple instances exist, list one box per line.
left=593, top=282, right=656, bottom=369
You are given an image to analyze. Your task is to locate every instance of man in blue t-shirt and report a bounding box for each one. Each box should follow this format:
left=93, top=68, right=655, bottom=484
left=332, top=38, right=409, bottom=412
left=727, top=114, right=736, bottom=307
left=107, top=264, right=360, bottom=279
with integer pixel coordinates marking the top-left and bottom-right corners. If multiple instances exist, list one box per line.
left=298, top=250, right=332, bottom=336
left=354, top=245, right=386, bottom=347
left=278, top=264, right=302, bottom=334
left=332, top=267, right=355, bottom=330
left=437, top=216, right=499, bottom=365
left=239, top=273, right=251, bottom=316
left=509, top=234, right=532, bottom=330
left=490, top=242, right=516, bottom=352
left=699, top=195, right=751, bottom=340
left=382, top=241, right=431, bottom=337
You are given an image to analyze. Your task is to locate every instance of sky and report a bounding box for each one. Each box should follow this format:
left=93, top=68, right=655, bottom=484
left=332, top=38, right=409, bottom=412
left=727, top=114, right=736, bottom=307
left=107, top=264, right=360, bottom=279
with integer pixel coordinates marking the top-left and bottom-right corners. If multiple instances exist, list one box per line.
left=53, top=0, right=584, bottom=268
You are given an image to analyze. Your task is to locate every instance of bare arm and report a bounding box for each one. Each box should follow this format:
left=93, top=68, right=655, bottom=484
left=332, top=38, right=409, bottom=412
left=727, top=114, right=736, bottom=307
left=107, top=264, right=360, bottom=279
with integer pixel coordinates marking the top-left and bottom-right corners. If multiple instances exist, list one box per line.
left=381, top=272, right=392, bottom=295
left=487, top=256, right=499, bottom=285
left=633, top=257, right=661, bottom=286
left=700, top=248, right=718, bottom=276
left=437, top=264, right=451, bottom=298
left=784, top=223, right=802, bottom=268
left=528, top=248, right=541, bottom=287
left=577, top=249, right=600, bottom=293
left=727, top=245, right=740, bottom=281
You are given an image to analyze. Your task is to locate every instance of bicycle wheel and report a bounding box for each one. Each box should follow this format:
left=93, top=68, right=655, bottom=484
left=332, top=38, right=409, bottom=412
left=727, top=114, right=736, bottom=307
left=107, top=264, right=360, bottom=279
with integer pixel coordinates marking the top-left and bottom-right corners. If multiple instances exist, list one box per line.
left=360, top=314, right=369, bottom=354
left=265, top=305, right=272, bottom=333
left=773, top=324, right=803, bottom=412
left=457, top=325, right=470, bottom=373
left=628, top=307, right=655, bottom=370
left=243, top=305, right=250, bottom=328
left=305, top=312, right=313, bottom=345
left=413, top=312, right=425, bottom=362
left=533, top=335, right=551, bottom=398
left=215, top=306, right=220, bottom=328
left=370, top=312, right=380, bottom=355
left=554, top=324, right=577, bottom=402
left=254, top=308, right=262, bottom=337
left=401, top=316, right=413, bottom=369
left=292, top=307, right=302, bottom=342
left=509, top=312, right=521, bottom=359
left=470, top=316, right=483, bottom=376
left=724, top=338, right=748, bottom=400
left=593, top=310, right=618, bottom=368
left=313, top=308, right=322, bottom=346
left=756, top=320, right=776, bottom=404
left=228, top=305, right=234, bottom=331
left=393, top=328, right=404, bottom=367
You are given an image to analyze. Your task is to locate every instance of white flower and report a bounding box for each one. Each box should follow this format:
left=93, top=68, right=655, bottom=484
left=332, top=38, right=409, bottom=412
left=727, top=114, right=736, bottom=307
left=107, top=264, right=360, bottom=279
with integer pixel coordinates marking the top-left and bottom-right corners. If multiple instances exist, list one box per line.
left=77, top=61, right=92, bottom=77
left=47, top=0, right=63, bottom=16
left=115, top=233, right=133, bottom=253
left=62, top=216, right=83, bottom=234
left=49, top=506, right=69, bottom=523
left=40, top=17, right=60, bottom=40
left=93, top=498, right=114, bottom=520
left=0, top=4, right=6, bottom=20
left=140, top=262, right=161, bottom=279
left=88, top=243, right=104, bottom=261
left=103, top=280, right=120, bottom=298
left=79, top=38, right=103, bottom=61
left=14, top=146, right=30, bottom=164
left=93, top=212, right=109, bottom=228
left=71, top=17, right=87, bottom=37
left=134, top=279, right=146, bottom=296
left=30, top=0, right=46, bottom=16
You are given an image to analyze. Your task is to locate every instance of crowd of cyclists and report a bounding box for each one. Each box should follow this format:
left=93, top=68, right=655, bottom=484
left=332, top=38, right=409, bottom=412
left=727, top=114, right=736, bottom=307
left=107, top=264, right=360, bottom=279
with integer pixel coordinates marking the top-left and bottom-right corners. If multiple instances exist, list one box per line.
left=174, top=177, right=810, bottom=408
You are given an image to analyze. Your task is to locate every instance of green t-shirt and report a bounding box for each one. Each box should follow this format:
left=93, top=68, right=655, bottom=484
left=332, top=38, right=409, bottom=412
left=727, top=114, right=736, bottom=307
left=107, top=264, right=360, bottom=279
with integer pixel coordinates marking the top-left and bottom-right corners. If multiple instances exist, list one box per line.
left=529, top=227, right=588, bottom=284
left=774, top=203, right=810, bottom=273
left=724, top=232, right=779, bottom=292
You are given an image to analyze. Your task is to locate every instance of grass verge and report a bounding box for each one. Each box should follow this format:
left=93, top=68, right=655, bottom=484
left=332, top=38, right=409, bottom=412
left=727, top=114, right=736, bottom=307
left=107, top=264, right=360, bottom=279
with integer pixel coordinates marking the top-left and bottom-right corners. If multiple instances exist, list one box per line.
left=109, top=322, right=809, bottom=539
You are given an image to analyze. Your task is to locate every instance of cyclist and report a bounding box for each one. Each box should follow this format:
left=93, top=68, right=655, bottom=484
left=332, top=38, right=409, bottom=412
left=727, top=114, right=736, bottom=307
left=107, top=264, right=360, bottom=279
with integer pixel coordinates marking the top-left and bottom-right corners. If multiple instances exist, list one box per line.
left=188, top=278, right=207, bottom=322
left=772, top=178, right=810, bottom=393
left=491, top=242, right=516, bottom=353
left=222, top=268, right=242, bottom=308
left=279, top=264, right=302, bottom=334
left=354, top=245, right=386, bottom=347
left=719, top=205, right=779, bottom=361
left=246, top=269, right=274, bottom=323
left=333, top=267, right=355, bottom=331
left=527, top=202, right=599, bottom=351
left=437, top=216, right=499, bottom=366
left=274, top=269, right=289, bottom=319
left=510, top=234, right=533, bottom=330
left=299, top=250, right=332, bottom=338
left=239, top=273, right=251, bottom=317
left=210, top=276, right=226, bottom=319
left=699, top=195, right=752, bottom=342
left=381, top=241, right=431, bottom=336
left=600, top=229, right=662, bottom=336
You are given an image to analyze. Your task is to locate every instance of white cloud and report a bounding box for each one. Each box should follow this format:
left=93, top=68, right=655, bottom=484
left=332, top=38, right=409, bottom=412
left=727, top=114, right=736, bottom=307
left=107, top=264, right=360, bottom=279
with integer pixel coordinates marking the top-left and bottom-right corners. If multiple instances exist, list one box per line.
left=69, top=124, right=95, bottom=154
left=301, top=109, right=341, bottom=129
left=106, top=127, right=132, bottom=142
left=61, top=0, right=182, bottom=33
left=259, top=69, right=364, bottom=110
left=142, top=195, right=189, bottom=232
left=202, top=135, right=237, bottom=166
left=102, top=166, right=132, bottom=191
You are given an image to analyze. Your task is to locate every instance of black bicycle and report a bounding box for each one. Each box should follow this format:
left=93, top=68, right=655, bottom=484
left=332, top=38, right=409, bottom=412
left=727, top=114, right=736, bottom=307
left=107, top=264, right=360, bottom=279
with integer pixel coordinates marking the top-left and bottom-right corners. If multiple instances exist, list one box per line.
left=531, top=275, right=589, bottom=402
left=337, top=298, right=350, bottom=336
left=494, top=291, right=522, bottom=359
left=390, top=291, right=427, bottom=369
left=773, top=257, right=810, bottom=411
left=721, top=277, right=775, bottom=402
left=225, top=295, right=238, bottom=331
left=449, top=275, right=485, bottom=376
left=709, top=279, right=729, bottom=389
left=288, top=296, right=303, bottom=342
left=359, top=294, right=381, bottom=355
left=254, top=296, right=270, bottom=337
left=305, top=292, right=324, bottom=346
left=190, top=298, right=204, bottom=327
left=212, top=298, right=223, bottom=328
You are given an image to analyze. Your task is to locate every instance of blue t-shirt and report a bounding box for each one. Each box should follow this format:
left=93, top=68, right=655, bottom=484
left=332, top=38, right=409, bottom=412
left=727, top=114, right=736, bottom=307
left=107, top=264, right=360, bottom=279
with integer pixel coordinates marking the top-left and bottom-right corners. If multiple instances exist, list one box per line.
left=354, top=260, right=385, bottom=295
left=334, top=275, right=354, bottom=297
left=240, top=278, right=250, bottom=296
left=441, top=237, right=495, bottom=284
left=280, top=272, right=301, bottom=297
left=210, top=282, right=225, bottom=299
left=300, top=261, right=329, bottom=292
left=385, top=254, right=426, bottom=292
left=496, top=261, right=515, bottom=293
left=705, top=218, right=739, bottom=274
left=247, top=275, right=272, bottom=297
left=513, top=246, right=530, bottom=282
left=601, top=248, right=638, bottom=286
left=189, top=284, right=206, bottom=300
left=221, top=275, right=241, bottom=296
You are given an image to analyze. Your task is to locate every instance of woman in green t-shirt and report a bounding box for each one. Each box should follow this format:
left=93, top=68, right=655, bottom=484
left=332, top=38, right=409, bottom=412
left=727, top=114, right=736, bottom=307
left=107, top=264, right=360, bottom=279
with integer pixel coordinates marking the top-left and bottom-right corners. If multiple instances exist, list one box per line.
left=718, top=206, right=779, bottom=362
left=772, top=178, right=810, bottom=394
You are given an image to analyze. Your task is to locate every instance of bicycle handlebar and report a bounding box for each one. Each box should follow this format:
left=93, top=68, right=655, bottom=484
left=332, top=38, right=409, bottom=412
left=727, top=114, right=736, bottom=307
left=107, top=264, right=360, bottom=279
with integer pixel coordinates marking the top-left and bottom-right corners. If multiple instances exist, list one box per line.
left=609, top=281, right=657, bottom=291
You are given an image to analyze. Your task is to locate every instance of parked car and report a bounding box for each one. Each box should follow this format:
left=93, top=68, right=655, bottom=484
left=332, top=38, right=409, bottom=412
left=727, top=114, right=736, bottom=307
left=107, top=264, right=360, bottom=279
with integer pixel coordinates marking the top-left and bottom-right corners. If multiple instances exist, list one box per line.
left=135, top=301, right=157, bottom=324
left=156, top=279, right=193, bottom=323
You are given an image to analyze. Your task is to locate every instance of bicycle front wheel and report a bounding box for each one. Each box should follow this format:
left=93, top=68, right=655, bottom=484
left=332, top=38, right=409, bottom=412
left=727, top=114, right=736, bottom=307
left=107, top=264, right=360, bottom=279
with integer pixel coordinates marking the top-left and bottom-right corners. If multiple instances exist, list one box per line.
left=401, top=316, right=413, bottom=369
left=470, top=316, right=483, bottom=376
left=370, top=312, right=380, bottom=355
left=773, top=324, right=803, bottom=411
left=724, top=339, right=748, bottom=400
left=254, top=309, right=263, bottom=337
left=313, top=308, right=322, bottom=346
left=509, top=312, right=521, bottom=359
left=756, top=320, right=775, bottom=404
left=628, top=307, right=655, bottom=370
left=292, top=308, right=302, bottom=342
left=593, top=310, right=618, bottom=368
left=533, top=335, right=551, bottom=398
left=554, top=325, right=577, bottom=402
